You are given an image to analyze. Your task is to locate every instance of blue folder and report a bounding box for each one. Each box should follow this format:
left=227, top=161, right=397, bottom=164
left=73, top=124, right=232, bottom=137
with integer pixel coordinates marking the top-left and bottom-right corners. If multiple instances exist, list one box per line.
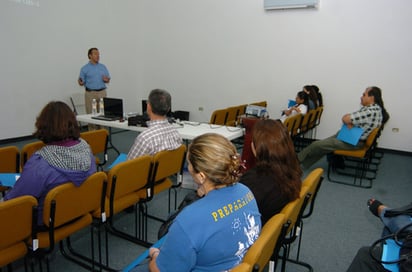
left=336, top=124, right=364, bottom=146
left=288, top=99, right=297, bottom=108
left=122, top=236, right=166, bottom=272
left=0, top=173, right=20, bottom=187
left=382, top=239, right=400, bottom=272
left=107, top=153, right=128, bottom=170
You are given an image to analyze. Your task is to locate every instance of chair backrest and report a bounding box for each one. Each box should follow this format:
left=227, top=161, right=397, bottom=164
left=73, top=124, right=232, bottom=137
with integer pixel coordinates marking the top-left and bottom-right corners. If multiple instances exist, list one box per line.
left=0, top=195, right=37, bottom=267
left=0, top=146, right=20, bottom=173
left=315, top=106, right=324, bottom=126
left=42, top=172, right=106, bottom=228
left=237, top=104, right=247, bottom=117
left=80, top=129, right=109, bottom=168
left=225, top=106, right=241, bottom=126
left=106, top=155, right=152, bottom=216
left=298, top=111, right=312, bottom=135
left=250, top=101, right=267, bottom=108
left=280, top=187, right=311, bottom=244
left=209, top=109, right=228, bottom=125
left=308, top=109, right=319, bottom=130
left=364, top=127, right=381, bottom=150
left=149, top=145, right=187, bottom=198
left=230, top=262, right=253, bottom=272
left=301, top=168, right=324, bottom=219
left=283, top=114, right=302, bottom=138
left=20, top=141, right=46, bottom=169
left=242, top=213, right=287, bottom=272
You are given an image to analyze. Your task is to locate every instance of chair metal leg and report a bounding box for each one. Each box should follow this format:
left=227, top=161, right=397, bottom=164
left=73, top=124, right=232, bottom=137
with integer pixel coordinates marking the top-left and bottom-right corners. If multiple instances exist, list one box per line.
left=106, top=204, right=152, bottom=248
left=327, top=157, right=375, bottom=188
left=62, top=225, right=117, bottom=272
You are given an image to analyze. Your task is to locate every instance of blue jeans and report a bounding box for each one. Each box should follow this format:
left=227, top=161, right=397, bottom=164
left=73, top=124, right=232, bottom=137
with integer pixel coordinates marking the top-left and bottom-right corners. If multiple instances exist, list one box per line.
left=380, top=207, right=412, bottom=237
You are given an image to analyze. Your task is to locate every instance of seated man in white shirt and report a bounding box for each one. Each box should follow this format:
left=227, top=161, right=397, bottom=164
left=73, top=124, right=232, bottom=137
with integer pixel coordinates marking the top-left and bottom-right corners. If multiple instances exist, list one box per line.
left=127, top=89, right=182, bottom=160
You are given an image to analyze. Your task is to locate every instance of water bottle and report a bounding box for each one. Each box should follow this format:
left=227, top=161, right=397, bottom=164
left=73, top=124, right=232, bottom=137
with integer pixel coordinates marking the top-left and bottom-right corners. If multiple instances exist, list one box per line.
left=99, top=97, right=104, bottom=114
left=92, top=98, right=97, bottom=116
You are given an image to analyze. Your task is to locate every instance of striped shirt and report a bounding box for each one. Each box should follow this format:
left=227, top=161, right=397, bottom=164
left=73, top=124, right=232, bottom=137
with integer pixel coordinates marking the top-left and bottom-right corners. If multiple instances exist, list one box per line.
left=127, top=119, right=182, bottom=159
left=350, top=104, right=382, bottom=140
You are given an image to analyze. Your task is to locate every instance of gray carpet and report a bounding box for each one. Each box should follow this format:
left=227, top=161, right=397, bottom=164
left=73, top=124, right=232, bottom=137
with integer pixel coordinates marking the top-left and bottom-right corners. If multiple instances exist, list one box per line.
left=2, top=129, right=411, bottom=272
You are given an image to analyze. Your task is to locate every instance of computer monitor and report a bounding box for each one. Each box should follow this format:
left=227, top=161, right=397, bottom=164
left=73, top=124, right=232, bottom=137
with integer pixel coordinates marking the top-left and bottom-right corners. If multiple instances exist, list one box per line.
left=142, top=99, right=147, bottom=115
left=103, top=97, right=123, bottom=118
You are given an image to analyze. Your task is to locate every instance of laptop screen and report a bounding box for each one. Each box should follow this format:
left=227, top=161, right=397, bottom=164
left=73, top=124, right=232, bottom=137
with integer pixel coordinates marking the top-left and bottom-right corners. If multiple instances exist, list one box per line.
left=103, top=97, right=123, bottom=118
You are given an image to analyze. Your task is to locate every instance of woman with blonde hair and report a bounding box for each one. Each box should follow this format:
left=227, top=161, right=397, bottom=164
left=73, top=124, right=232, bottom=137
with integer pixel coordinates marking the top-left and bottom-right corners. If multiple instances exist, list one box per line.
left=147, top=133, right=261, bottom=272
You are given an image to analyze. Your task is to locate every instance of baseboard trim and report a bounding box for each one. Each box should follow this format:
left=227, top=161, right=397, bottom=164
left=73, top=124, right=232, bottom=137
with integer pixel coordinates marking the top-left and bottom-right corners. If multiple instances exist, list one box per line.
left=376, top=148, right=412, bottom=157
left=0, top=135, right=35, bottom=145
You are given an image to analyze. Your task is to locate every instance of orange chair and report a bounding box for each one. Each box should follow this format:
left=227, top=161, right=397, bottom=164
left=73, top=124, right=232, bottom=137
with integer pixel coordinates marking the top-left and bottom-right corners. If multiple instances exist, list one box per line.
left=33, top=172, right=107, bottom=271
left=278, top=185, right=313, bottom=272
left=209, top=109, right=228, bottom=125
left=327, top=127, right=381, bottom=188
left=0, top=196, right=37, bottom=270
left=139, top=145, right=187, bottom=242
left=241, top=214, right=288, bottom=272
left=20, top=141, right=45, bottom=169
left=0, top=146, right=20, bottom=196
left=80, top=129, right=109, bottom=170
left=250, top=101, right=267, bottom=108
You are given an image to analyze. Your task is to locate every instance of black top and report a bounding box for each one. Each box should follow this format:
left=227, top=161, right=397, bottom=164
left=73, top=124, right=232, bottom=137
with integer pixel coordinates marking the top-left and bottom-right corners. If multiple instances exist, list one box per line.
left=240, top=167, right=292, bottom=226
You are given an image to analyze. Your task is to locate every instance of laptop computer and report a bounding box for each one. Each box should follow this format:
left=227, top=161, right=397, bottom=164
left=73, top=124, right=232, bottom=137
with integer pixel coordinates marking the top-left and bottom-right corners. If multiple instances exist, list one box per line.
left=91, top=97, right=123, bottom=121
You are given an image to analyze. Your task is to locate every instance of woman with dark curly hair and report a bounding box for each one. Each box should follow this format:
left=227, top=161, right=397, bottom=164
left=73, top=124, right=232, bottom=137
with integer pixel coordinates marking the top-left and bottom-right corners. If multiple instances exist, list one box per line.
left=4, top=101, right=96, bottom=226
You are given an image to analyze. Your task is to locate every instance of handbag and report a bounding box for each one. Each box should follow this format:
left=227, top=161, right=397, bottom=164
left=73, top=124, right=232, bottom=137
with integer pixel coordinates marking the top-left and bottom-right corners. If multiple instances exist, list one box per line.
left=157, top=191, right=201, bottom=239
left=369, top=222, right=412, bottom=272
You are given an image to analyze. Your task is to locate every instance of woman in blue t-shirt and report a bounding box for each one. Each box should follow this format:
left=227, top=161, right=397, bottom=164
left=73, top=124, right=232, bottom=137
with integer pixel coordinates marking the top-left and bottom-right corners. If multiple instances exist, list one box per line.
left=148, top=133, right=261, bottom=272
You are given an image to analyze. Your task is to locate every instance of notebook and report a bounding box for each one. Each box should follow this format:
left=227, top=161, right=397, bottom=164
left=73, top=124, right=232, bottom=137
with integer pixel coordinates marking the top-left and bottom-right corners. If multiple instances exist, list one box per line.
left=122, top=236, right=165, bottom=272
left=336, top=124, right=364, bottom=146
left=288, top=99, right=297, bottom=108
left=0, top=173, right=20, bottom=187
left=107, top=153, right=127, bottom=170
left=91, top=97, right=123, bottom=121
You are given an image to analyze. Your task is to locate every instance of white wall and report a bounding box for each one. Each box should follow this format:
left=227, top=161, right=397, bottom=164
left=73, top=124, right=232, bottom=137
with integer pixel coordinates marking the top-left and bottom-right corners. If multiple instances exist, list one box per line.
left=138, top=0, right=412, bottom=152
left=1, top=0, right=411, bottom=152
left=0, top=0, right=145, bottom=138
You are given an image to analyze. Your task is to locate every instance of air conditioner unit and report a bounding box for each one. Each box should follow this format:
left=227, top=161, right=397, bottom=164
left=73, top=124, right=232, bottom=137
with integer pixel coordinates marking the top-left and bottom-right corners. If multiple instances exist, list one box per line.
left=264, top=0, right=319, bottom=10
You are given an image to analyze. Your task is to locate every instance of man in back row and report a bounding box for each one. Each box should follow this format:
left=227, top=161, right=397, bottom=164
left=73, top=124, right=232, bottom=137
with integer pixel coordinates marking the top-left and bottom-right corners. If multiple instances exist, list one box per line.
left=297, top=86, right=389, bottom=169
left=127, top=89, right=182, bottom=159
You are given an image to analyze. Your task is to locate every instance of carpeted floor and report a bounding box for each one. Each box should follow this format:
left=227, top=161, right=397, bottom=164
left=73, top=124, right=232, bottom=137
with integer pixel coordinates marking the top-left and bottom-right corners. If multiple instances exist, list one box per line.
left=2, top=129, right=411, bottom=272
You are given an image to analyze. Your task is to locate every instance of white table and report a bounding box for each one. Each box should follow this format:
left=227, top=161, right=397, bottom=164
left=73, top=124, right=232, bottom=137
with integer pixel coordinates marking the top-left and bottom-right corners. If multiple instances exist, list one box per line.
left=76, top=114, right=244, bottom=153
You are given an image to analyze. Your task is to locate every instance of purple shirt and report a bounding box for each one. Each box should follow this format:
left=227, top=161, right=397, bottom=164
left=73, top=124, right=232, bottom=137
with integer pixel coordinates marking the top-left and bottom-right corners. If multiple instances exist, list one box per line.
left=4, top=140, right=96, bottom=225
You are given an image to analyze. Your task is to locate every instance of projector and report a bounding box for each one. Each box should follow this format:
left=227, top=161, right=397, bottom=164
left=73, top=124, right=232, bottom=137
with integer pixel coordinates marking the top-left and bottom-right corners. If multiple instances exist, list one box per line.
left=245, top=105, right=267, bottom=118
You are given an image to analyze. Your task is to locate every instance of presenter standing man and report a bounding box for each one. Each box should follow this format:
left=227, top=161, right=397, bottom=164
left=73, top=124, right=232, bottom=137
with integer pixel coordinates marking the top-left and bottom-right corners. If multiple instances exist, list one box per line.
left=78, top=47, right=110, bottom=129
